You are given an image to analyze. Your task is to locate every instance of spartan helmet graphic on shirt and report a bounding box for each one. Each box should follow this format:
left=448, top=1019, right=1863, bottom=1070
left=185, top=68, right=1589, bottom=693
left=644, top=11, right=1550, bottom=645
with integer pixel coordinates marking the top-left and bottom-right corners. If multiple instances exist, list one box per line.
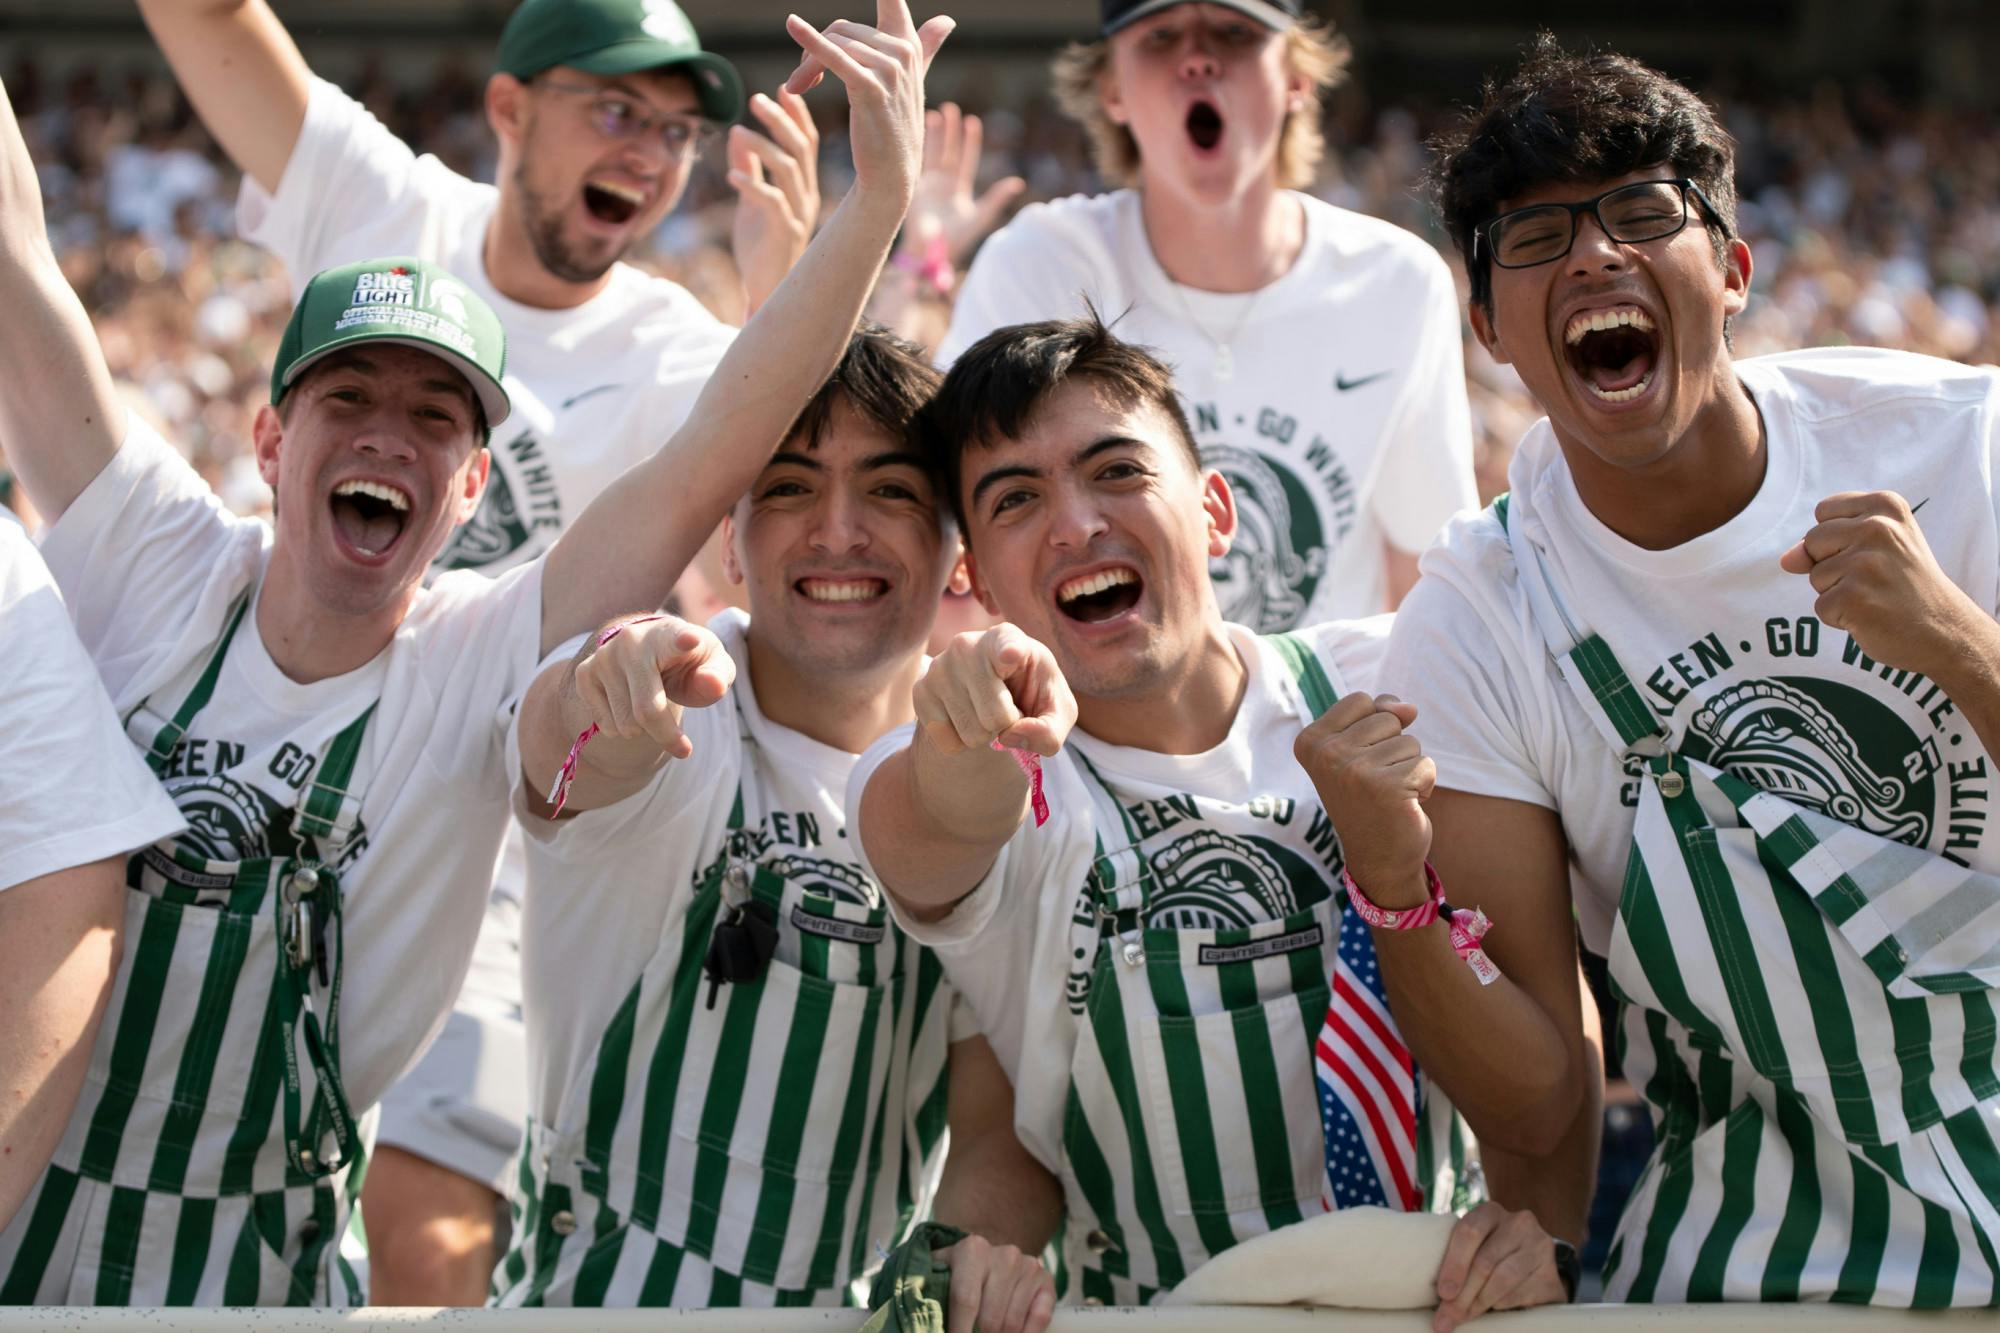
left=762, top=853, right=881, bottom=910
left=1684, top=677, right=1934, bottom=845
left=160, top=772, right=287, bottom=864
left=1202, top=444, right=1326, bottom=634
left=434, top=449, right=531, bottom=573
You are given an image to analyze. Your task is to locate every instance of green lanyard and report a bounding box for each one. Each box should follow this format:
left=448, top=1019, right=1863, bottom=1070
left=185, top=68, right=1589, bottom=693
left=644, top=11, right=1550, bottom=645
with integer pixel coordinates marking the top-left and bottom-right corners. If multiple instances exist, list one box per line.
left=132, top=592, right=376, bottom=1183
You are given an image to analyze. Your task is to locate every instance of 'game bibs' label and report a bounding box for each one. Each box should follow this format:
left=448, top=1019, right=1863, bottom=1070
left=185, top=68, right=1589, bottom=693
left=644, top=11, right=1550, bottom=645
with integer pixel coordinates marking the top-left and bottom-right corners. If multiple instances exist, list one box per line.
left=1196, top=924, right=1323, bottom=966
left=790, top=905, right=887, bottom=946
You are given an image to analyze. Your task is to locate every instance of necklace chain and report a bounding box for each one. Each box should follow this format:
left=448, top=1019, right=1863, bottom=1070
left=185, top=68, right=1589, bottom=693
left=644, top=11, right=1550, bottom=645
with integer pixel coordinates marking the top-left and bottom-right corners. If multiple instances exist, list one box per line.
left=1161, top=278, right=1264, bottom=381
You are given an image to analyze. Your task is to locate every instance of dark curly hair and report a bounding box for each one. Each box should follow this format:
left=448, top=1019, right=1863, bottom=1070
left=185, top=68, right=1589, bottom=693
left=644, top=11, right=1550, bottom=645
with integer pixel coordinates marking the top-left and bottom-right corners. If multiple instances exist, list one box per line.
left=1433, top=33, right=1739, bottom=314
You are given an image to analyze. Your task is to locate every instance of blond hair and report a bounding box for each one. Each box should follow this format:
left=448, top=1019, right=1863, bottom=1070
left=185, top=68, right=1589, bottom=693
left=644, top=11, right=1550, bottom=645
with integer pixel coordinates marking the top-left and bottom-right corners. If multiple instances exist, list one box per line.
left=1050, top=17, right=1350, bottom=191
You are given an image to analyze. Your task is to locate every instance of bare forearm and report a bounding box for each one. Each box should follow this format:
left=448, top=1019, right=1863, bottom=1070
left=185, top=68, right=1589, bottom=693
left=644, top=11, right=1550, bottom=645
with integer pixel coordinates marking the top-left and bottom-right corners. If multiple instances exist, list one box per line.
left=136, top=0, right=309, bottom=192
left=540, top=189, right=907, bottom=653
left=862, top=738, right=1026, bottom=917
left=0, top=861, right=123, bottom=1232
left=1929, top=612, right=2000, bottom=778
left=1375, top=927, right=1582, bottom=1152
left=933, top=1132, right=1063, bottom=1256
left=1480, top=999, right=1604, bottom=1246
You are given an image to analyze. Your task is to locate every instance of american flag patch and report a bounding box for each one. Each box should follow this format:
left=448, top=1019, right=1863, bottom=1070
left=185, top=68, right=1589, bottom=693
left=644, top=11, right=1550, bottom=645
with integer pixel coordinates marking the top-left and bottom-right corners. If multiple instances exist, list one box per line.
left=1315, top=903, right=1420, bottom=1212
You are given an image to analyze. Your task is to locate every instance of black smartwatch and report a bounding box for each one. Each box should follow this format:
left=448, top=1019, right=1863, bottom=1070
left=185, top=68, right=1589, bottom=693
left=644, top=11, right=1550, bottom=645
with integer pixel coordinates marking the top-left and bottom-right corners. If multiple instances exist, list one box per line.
left=1551, top=1237, right=1581, bottom=1303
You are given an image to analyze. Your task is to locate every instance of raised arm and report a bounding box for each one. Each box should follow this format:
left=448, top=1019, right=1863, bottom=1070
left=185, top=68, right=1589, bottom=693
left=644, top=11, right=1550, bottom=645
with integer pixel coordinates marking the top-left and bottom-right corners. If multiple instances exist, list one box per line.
left=0, top=76, right=124, bottom=520
left=536, top=0, right=954, bottom=657
left=858, top=624, right=1075, bottom=919
left=136, top=0, right=311, bottom=193
left=1293, top=700, right=1593, bottom=1159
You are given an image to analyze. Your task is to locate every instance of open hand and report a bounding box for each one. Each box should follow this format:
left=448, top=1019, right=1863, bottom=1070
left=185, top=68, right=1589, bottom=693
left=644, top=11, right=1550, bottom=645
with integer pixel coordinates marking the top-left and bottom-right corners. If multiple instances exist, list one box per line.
left=914, top=623, right=1075, bottom=759
left=781, top=0, right=954, bottom=209
left=572, top=615, right=735, bottom=760
left=729, top=87, right=820, bottom=315
left=1432, top=1202, right=1568, bottom=1332
left=903, top=102, right=1025, bottom=268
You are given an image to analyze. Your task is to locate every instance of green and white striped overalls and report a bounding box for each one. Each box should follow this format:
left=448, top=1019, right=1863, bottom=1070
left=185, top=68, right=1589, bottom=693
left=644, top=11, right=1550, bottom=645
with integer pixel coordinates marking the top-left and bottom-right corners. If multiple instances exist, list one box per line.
left=0, top=596, right=378, bottom=1305
left=495, top=755, right=954, bottom=1307
left=1499, top=495, right=2000, bottom=1306
left=1056, top=633, right=1477, bottom=1307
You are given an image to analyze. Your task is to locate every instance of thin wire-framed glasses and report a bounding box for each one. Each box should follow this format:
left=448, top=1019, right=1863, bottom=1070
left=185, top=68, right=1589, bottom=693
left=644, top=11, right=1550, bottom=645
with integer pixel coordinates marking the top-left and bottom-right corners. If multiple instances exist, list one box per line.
left=1475, top=178, right=1731, bottom=270
left=536, top=78, right=719, bottom=163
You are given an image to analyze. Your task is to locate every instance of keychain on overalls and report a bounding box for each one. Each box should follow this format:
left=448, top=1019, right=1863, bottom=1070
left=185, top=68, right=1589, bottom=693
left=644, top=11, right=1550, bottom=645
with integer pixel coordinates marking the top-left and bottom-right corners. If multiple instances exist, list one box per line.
left=125, top=592, right=375, bottom=1182
left=701, top=855, right=777, bottom=1010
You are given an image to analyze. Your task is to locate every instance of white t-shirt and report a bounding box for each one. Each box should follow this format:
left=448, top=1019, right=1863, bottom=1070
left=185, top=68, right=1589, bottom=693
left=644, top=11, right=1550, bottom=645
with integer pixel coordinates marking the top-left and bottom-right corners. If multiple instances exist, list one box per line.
left=37, top=417, right=546, bottom=1110
left=940, top=190, right=1476, bottom=625
left=239, top=76, right=736, bottom=577
left=848, top=619, right=1386, bottom=1170
left=1381, top=347, right=2000, bottom=954
left=510, top=609, right=974, bottom=1124
left=0, top=517, right=184, bottom=893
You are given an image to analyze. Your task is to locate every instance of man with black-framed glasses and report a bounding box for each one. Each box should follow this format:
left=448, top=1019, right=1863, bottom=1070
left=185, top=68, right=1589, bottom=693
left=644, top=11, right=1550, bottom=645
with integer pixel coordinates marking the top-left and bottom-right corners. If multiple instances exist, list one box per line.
left=1302, top=34, right=2000, bottom=1308
left=137, top=0, right=825, bottom=1304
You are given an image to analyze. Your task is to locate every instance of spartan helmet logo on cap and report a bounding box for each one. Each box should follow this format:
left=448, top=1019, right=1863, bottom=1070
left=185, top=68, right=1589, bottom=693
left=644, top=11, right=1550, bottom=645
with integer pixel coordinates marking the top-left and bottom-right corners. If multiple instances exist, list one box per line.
left=1686, top=678, right=1934, bottom=846
left=427, top=277, right=473, bottom=326
left=641, top=0, right=696, bottom=42
left=1203, top=444, right=1326, bottom=634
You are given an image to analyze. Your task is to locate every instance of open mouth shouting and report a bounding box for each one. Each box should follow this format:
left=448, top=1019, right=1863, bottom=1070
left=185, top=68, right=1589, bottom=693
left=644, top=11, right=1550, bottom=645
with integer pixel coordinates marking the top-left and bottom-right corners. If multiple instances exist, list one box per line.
left=1563, top=305, right=1659, bottom=404
left=329, top=478, right=412, bottom=561
left=582, top=177, right=646, bottom=227
left=797, top=576, right=889, bottom=606
left=1186, top=99, right=1224, bottom=152
left=1057, top=565, right=1144, bottom=624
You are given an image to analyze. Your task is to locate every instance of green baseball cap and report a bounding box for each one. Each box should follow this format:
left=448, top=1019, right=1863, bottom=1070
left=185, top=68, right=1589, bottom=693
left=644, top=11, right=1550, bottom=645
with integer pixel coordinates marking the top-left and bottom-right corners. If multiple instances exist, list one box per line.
left=495, top=0, right=744, bottom=124
left=271, top=257, right=511, bottom=430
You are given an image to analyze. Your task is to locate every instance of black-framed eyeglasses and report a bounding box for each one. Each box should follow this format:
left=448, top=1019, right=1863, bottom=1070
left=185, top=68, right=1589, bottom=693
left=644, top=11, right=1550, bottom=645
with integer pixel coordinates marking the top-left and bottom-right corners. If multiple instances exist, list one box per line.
left=536, top=78, right=720, bottom=163
left=1475, top=178, right=1731, bottom=270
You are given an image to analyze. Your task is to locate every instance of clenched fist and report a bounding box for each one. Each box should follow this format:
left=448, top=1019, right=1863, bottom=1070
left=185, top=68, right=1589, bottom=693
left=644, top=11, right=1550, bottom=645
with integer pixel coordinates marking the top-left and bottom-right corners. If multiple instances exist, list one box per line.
left=1293, top=692, right=1436, bottom=908
left=915, top=623, right=1076, bottom=759
left=1779, top=490, right=1989, bottom=683
left=571, top=615, right=736, bottom=760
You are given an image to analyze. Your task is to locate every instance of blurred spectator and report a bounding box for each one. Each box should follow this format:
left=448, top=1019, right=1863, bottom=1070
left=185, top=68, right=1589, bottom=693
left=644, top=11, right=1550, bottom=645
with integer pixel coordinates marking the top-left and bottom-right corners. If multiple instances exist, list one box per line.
left=14, top=47, right=2000, bottom=526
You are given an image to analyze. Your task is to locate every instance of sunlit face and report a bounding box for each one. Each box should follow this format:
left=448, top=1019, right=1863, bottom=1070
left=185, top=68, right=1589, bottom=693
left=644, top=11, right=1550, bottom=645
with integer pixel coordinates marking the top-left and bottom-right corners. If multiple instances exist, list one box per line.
left=495, top=66, right=703, bottom=284
left=724, top=400, right=957, bottom=677
left=1471, top=167, right=1752, bottom=474
left=959, top=378, right=1235, bottom=704
left=255, top=346, right=488, bottom=618
left=1102, top=3, right=1304, bottom=203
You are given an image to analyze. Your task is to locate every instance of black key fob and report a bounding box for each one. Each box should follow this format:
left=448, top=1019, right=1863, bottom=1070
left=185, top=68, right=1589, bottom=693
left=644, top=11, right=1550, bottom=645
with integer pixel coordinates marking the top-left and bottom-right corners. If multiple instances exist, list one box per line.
left=703, top=898, right=778, bottom=1009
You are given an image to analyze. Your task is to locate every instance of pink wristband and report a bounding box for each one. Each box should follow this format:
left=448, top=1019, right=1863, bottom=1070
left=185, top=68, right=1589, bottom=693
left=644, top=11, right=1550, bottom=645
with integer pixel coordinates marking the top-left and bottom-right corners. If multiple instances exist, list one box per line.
left=991, top=740, right=1049, bottom=828
left=1342, top=862, right=1499, bottom=985
left=545, top=616, right=668, bottom=817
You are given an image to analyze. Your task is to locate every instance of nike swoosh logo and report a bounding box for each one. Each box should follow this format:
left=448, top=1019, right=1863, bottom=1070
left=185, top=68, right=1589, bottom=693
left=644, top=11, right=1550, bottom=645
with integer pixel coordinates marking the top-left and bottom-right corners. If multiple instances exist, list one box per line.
left=561, top=383, right=623, bottom=410
left=1335, top=370, right=1392, bottom=392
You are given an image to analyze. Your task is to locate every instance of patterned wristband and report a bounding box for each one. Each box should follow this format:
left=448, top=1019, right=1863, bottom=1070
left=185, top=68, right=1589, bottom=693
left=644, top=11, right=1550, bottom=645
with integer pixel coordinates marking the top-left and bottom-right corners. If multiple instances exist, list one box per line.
left=1341, top=862, right=1500, bottom=986
left=545, top=615, right=668, bottom=817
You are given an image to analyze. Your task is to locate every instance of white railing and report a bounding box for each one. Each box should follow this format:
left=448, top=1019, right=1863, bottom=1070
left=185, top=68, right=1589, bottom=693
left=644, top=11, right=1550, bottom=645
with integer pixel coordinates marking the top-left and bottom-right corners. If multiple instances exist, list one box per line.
left=0, top=1309, right=1993, bottom=1331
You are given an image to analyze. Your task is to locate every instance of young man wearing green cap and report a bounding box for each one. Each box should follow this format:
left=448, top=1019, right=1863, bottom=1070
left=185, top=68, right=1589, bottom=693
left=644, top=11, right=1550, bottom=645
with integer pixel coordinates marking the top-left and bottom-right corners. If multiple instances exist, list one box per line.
left=0, top=0, right=948, bottom=1300
left=137, top=0, right=827, bottom=1296
left=938, top=0, right=1475, bottom=627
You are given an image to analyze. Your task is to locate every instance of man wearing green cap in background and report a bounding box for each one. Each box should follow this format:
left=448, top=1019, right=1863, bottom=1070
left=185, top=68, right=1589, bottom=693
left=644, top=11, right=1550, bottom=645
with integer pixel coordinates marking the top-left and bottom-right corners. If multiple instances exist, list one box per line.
left=138, top=0, right=828, bottom=1298
left=0, top=0, right=949, bottom=1298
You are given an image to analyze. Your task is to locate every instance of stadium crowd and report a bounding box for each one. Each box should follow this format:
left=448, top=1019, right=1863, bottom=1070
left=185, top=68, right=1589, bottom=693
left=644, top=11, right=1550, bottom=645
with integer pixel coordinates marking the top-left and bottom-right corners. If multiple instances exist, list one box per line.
left=12, top=50, right=2000, bottom=521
